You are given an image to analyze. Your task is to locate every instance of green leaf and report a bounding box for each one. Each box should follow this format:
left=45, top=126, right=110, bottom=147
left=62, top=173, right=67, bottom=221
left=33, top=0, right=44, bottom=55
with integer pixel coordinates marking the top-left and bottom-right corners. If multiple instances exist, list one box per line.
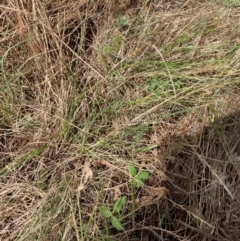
left=219, top=0, right=240, bottom=7
left=99, top=206, right=112, bottom=218
left=113, top=196, right=126, bottom=213
left=111, top=216, right=124, bottom=230
left=128, top=165, right=137, bottom=177
left=138, top=171, right=150, bottom=180
left=116, top=16, right=128, bottom=27
left=133, top=177, right=144, bottom=187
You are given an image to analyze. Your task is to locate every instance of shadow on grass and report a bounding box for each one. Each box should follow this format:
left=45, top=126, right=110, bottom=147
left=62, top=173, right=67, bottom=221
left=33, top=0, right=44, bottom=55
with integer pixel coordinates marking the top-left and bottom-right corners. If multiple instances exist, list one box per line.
left=162, top=110, right=240, bottom=241
left=115, top=110, right=240, bottom=241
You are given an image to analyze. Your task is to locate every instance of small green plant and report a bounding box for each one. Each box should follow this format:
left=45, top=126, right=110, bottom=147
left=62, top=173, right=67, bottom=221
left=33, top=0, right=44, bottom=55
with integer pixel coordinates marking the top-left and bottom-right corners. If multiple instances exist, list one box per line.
left=147, top=77, right=185, bottom=98
left=127, top=165, right=151, bottom=224
left=100, top=196, right=127, bottom=231
left=116, top=15, right=128, bottom=27
left=100, top=167, right=151, bottom=232
left=128, top=165, right=150, bottom=188
left=218, top=0, right=240, bottom=7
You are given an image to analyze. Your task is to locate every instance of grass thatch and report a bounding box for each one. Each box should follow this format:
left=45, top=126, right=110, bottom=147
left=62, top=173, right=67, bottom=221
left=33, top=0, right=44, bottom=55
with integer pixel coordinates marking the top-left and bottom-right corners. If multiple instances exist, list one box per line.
left=1, top=0, right=240, bottom=240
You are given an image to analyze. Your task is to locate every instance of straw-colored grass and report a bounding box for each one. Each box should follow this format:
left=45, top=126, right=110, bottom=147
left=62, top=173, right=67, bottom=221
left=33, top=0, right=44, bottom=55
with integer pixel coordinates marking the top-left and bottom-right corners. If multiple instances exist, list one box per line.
left=1, top=0, right=240, bottom=240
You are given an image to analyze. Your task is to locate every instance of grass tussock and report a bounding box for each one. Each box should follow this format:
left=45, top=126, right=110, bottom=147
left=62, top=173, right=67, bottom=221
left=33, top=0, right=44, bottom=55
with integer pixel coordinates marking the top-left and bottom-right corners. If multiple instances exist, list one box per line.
left=1, top=0, right=240, bottom=240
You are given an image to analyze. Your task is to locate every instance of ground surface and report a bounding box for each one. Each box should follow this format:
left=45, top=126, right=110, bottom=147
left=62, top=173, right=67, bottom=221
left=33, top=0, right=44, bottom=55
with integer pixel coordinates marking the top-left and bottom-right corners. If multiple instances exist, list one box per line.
left=1, top=1, right=240, bottom=240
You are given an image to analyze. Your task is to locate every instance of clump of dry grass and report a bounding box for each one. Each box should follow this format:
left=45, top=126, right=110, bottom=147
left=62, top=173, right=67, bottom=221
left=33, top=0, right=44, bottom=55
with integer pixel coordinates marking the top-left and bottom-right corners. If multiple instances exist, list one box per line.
left=1, top=0, right=240, bottom=240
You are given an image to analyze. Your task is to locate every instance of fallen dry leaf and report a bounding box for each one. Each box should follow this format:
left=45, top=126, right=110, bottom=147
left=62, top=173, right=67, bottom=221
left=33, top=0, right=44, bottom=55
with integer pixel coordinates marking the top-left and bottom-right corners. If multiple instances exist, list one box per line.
left=96, top=160, right=112, bottom=168
left=78, top=163, right=93, bottom=191
left=135, top=187, right=167, bottom=207
left=187, top=206, right=209, bottom=230
left=112, top=186, right=122, bottom=201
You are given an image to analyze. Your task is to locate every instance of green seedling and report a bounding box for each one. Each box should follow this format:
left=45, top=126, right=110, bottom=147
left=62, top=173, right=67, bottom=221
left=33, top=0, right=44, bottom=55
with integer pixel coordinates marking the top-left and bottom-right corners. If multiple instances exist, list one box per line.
left=100, top=196, right=127, bottom=231
left=116, top=15, right=128, bottom=27
left=128, top=166, right=150, bottom=188
left=219, top=0, right=240, bottom=7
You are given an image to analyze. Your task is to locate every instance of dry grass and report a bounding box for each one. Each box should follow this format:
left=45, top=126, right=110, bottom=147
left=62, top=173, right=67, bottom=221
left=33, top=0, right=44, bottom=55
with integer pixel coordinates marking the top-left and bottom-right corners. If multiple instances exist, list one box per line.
left=1, top=0, right=240, bottom=240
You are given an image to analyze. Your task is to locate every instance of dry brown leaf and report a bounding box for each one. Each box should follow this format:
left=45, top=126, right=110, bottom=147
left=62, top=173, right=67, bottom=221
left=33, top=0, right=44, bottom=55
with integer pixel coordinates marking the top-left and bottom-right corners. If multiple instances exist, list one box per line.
left=96, top=160, right=112, bottom=168
left=105, top=128, right=119, bottom=138
left=112, top=186, right=122, bottom=201
left=135, top=195, right=153, bottom=207
left=71, top=160, right=83, bottom=170
left=145, top=186, right=167, bottom=199
left=16, top=12, right=25, bottom=39
left=135, top=187, right=167, bottom=207
left=110, top=170, right=122, bottom=179
left=187, top=206, right=208, bottom=229
left=77, top=163, right=93, bottom=191
left=152, top=187, right=167, bottom=201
